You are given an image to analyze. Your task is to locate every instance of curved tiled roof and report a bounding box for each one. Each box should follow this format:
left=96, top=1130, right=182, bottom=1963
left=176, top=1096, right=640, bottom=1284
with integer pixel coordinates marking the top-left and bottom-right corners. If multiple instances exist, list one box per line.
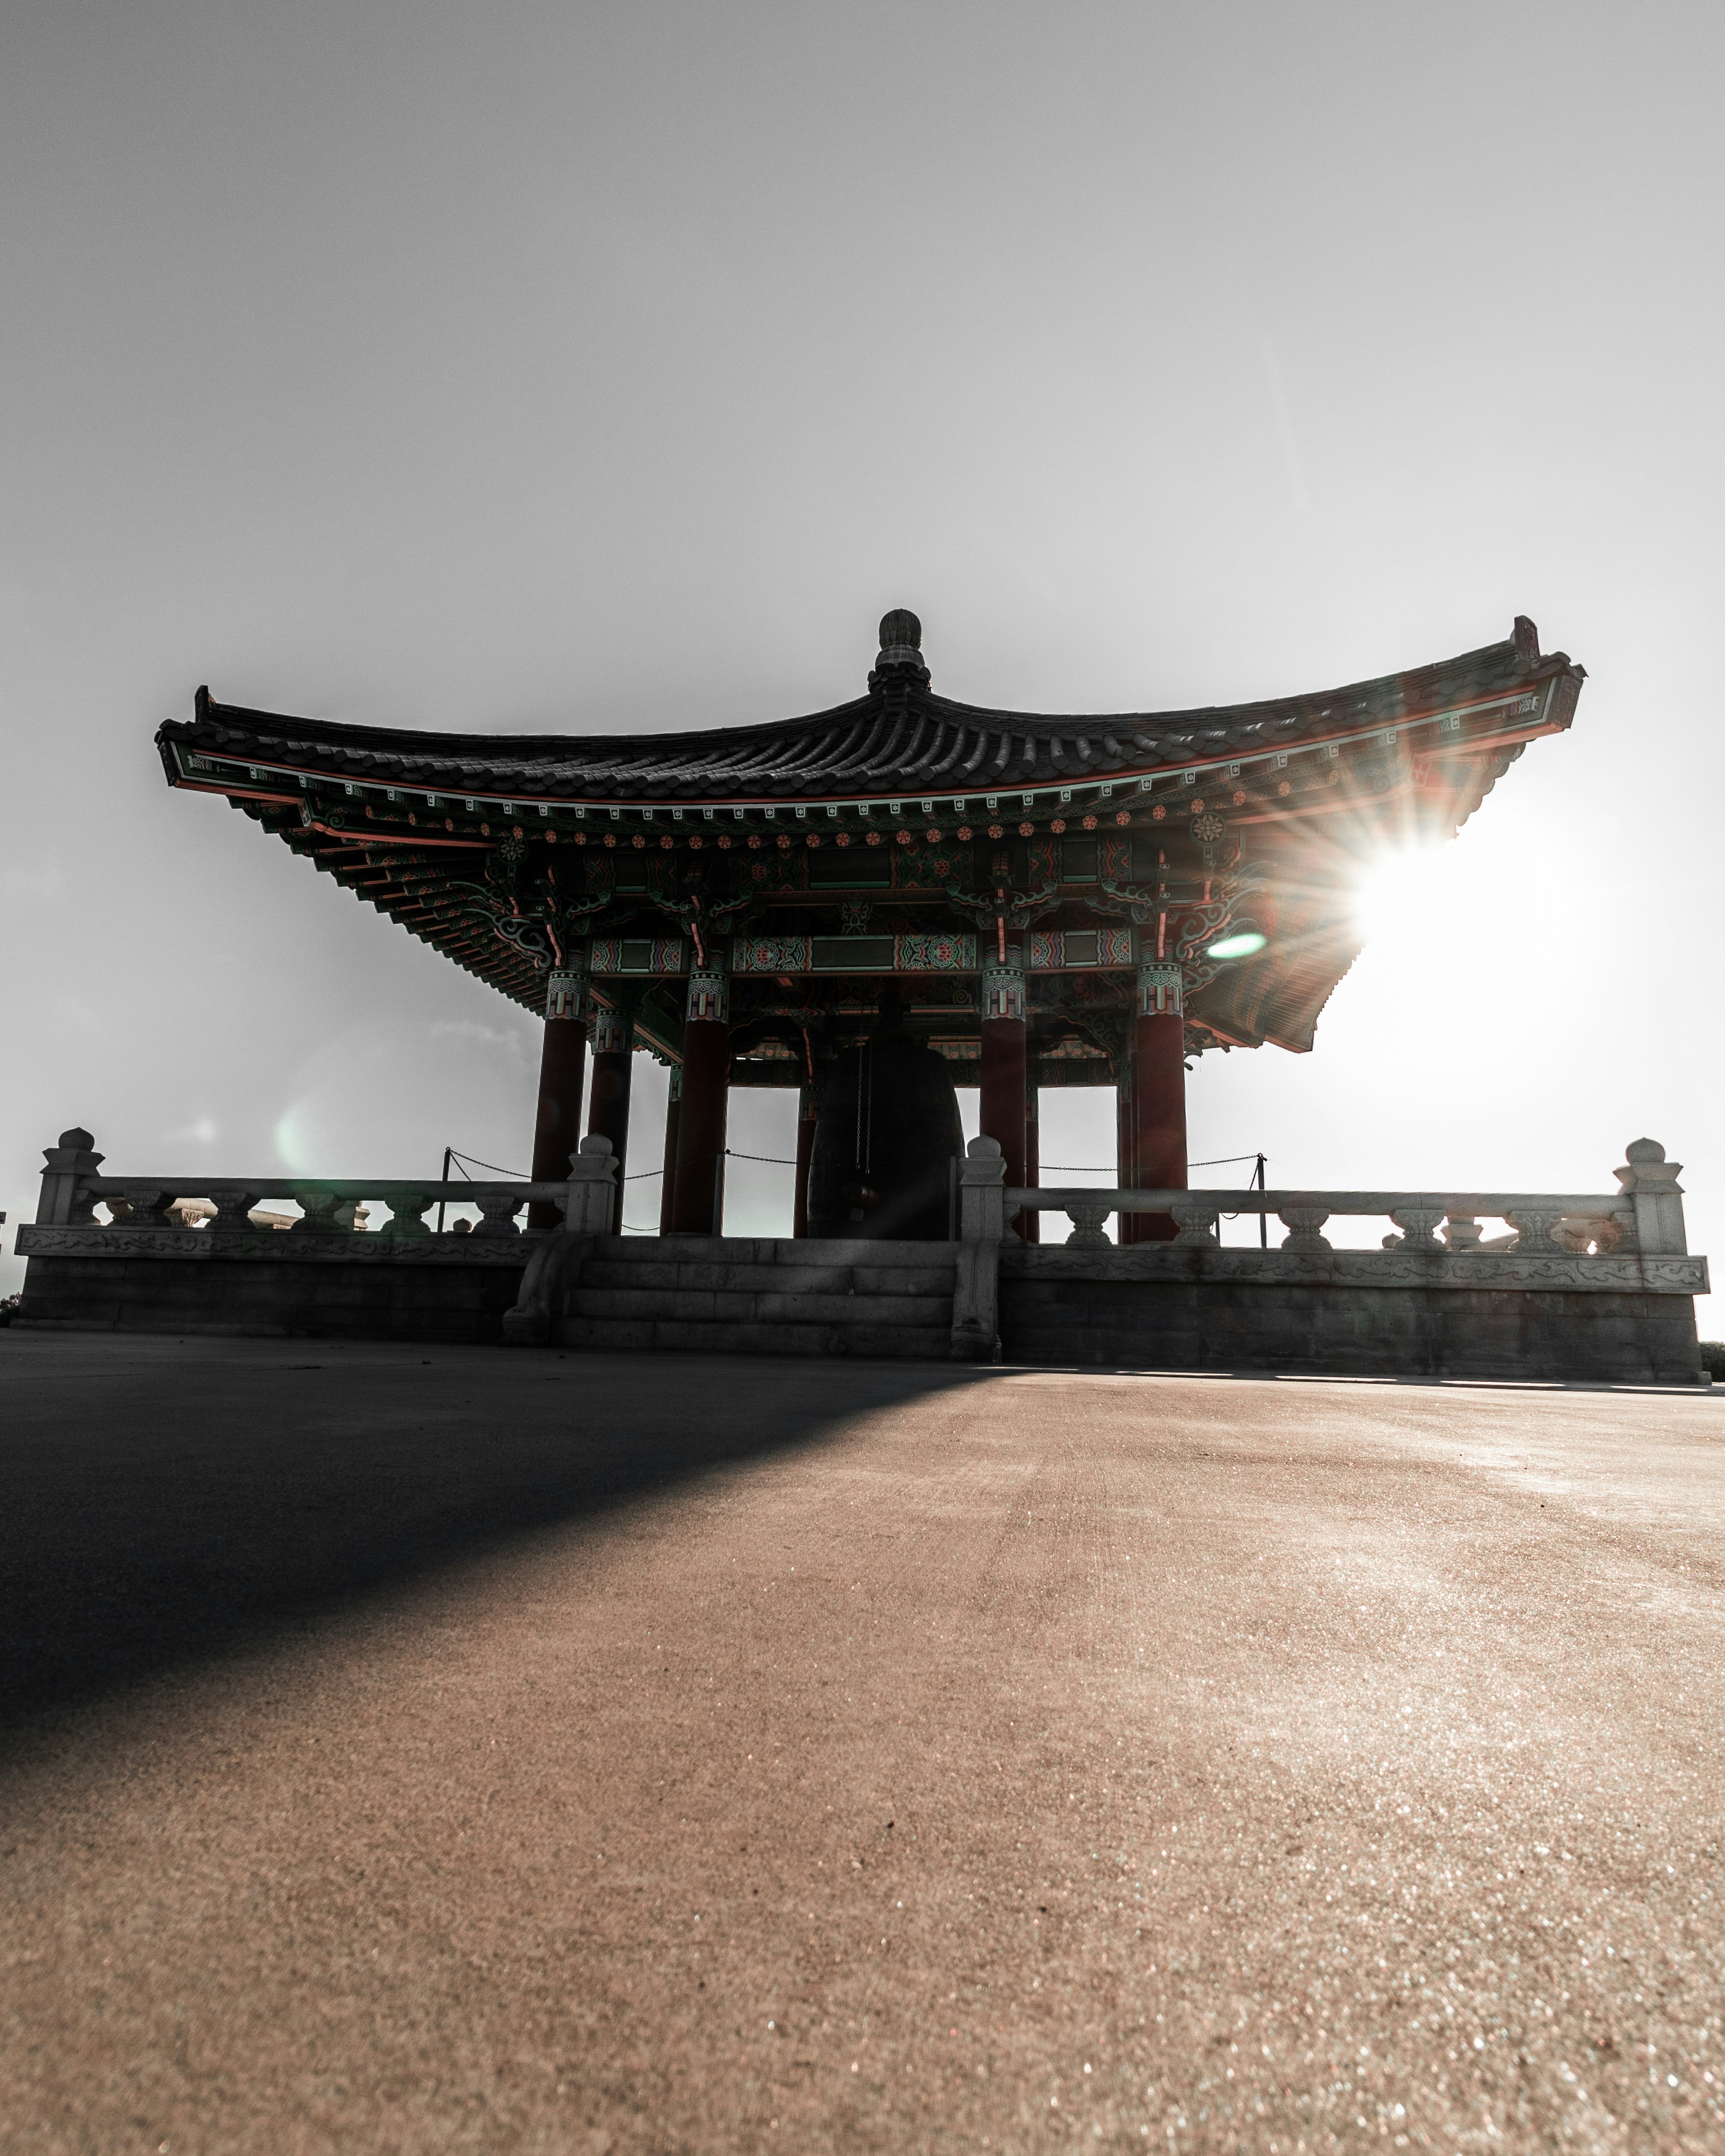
left=157, top=610, right=1580, bottom=807
left=154, top=609, right=1584, bottom=1061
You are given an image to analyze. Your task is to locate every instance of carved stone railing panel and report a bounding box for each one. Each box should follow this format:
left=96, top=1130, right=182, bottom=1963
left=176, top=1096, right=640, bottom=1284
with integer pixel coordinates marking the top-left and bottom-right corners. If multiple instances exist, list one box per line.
left=1505, top=1208, right=1564, bottom=1254
left=1277, top=1207, right=1332, bottom=1253
left=1554, top=1212, right=1626, bottom=1254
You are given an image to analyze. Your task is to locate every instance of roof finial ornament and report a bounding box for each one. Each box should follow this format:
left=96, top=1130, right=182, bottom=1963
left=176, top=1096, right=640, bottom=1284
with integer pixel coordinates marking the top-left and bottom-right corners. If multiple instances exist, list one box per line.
left=871, top=608, right=929, bottom=690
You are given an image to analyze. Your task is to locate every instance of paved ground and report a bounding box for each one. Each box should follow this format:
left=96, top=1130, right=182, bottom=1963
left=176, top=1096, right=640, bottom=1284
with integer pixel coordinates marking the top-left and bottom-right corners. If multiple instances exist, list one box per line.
left=2, top=1336, right=1723, bottom=2156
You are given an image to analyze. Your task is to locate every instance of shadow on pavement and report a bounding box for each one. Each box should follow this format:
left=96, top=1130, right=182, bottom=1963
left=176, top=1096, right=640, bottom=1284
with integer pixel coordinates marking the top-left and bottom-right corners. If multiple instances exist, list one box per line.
left=0, top=1339, right=993, bottom=1729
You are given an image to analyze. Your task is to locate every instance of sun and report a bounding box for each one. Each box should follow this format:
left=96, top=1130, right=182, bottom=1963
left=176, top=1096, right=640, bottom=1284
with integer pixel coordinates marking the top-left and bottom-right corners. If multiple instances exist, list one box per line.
left=1352, top=846, right=1449, bottom=944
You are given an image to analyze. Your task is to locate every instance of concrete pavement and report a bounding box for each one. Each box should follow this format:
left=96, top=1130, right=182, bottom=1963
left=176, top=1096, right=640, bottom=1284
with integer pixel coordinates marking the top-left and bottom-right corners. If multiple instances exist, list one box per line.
left=2, top=1334, right=1723, bottom=2153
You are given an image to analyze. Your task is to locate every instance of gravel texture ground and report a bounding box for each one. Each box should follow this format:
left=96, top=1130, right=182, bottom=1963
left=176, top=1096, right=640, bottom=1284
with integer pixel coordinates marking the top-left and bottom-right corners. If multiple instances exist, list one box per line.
left=1, top=1333, right=1722, bottom=2155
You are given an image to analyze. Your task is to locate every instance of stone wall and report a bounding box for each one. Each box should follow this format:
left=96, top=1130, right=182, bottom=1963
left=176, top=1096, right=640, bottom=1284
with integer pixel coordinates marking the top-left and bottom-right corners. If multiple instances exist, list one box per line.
left=999, top=1250, right=1705, bottom=1384
left=16, top=1240, right=528, bottom=1344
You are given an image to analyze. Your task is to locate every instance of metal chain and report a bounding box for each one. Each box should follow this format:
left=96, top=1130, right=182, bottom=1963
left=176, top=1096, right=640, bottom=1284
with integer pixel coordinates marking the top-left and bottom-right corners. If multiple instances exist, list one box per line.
left=445, top=1147, right=528, bottom=1179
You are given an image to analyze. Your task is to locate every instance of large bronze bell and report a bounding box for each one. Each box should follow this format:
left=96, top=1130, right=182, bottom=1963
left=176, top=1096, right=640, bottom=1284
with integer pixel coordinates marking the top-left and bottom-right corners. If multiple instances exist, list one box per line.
left=806, top=993, right=964, bottom=1241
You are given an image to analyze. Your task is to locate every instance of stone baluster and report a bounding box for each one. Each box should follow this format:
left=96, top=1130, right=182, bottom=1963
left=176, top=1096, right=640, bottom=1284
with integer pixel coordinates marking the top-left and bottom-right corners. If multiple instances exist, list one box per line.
left=35, top=1129, right=104, bottom=1225
left=104, top=1187, right=176, bottom=1227
left=1277, top=1207, right=1332, bottom=1253
left=1441, top=1215, right=1483, bottom=1250
left=1167, top=1199, right=1220, bottom=1248
left=382, top=1191, right=436, bottom=1238
left=470, top=1192, right=525, bottom=1238
left=291, top=1189, right=352, bottom=1234
left=1503, top=1207, right=1563, bottom=1253
left=1063, top=1201, right=1111, bottom=1250
left=1613, top=1138, right=1686, bottom=1255
left=206, top=1187, right=264, bottom=1232
left=1389, top=1206, right=1445, bottom=1247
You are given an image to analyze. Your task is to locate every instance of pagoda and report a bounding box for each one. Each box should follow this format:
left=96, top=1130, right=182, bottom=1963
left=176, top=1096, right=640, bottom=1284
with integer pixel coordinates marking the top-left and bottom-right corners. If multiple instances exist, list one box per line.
left=155, top=611, right=1584, bottom=1241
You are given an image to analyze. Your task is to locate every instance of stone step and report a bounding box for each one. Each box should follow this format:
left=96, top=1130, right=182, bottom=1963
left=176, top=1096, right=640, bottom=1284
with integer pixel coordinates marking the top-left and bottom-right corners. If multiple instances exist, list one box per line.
left=570, top=1286, right=953, bottom=1327
left=579, top=1258, right=956, bottom=1298
left=850, top=1264, right=956, bottom=1297
left=598, top=1234, right=955, bottom=1267
left=581, top=1259, right=859, bottom=1295
left=555, top=1315, right=955, bottom=1361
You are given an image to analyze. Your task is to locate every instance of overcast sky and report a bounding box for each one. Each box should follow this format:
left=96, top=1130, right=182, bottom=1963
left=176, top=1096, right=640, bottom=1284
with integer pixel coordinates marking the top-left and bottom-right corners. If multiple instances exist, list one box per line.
left=3, top=0, right=1721, bottom=1289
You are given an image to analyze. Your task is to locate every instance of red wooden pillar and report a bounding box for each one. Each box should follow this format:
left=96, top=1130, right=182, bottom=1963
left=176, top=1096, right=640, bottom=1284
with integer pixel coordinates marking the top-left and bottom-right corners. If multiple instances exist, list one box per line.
left=1132, top=961, right=1188, bottom=1244
left=586, top=996, right=635, bottom=1234
left=670, top=964, right=730, bottom=1235
left=792, top=1081, right=818, bottom=1238
left=527, top=964, right=588, bottom=1232
left=1116, top=1059, right=1138, bottom=1246
left=1022, top=1075, right=1040, bottom=1244
left=979, top=954, right=1029, bottom=1242
left=658, top=1067, right=682, bottom=1235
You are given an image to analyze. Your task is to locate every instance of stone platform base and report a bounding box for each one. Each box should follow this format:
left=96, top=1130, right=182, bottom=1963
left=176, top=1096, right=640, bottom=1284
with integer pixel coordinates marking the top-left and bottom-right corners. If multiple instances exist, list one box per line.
left=999, top=1247, right=1707, bottom=1384
left=11, top=1227, right=1709, bottom=1382
left=14, top=1242, right=528, bottom=1344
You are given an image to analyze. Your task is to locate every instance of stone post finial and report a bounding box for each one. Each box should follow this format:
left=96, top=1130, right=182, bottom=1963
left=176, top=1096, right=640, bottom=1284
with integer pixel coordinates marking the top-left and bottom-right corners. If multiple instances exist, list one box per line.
left=564, top=1133, right=620, bottom=1235
left=37, top=1129, right=104, bottom=1224
left=1614, top=1137, right=1687, bottom=1254
left=1616, top=1137, right=1682, bottom=1189
left=959, top=1134, right=1007, bottom=1229
left=951, top=1137, right=1006, bottom=1364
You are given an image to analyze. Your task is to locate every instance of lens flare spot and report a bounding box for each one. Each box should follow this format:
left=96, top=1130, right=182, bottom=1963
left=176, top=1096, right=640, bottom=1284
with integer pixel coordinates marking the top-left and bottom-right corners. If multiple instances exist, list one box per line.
left=1206, top=928, right=1267, bottom=960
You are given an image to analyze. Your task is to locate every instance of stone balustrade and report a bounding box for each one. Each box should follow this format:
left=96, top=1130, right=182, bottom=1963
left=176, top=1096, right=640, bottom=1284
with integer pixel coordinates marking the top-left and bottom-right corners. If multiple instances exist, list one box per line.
left=943, top=1135, right=1707, bottom=1373
left=953, top=1134, right=1687, bottom=1257
left=10, top=1128, right=1707, bottom=1381
left=20, top=1129, right=621, bottom=1253
left=1006, top=1187, right=1653, bottom=1255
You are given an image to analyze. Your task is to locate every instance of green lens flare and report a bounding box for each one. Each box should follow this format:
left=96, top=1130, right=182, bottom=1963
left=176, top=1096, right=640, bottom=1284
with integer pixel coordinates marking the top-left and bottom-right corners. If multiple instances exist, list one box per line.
left=1205, top=930, right=1267, bottom=960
